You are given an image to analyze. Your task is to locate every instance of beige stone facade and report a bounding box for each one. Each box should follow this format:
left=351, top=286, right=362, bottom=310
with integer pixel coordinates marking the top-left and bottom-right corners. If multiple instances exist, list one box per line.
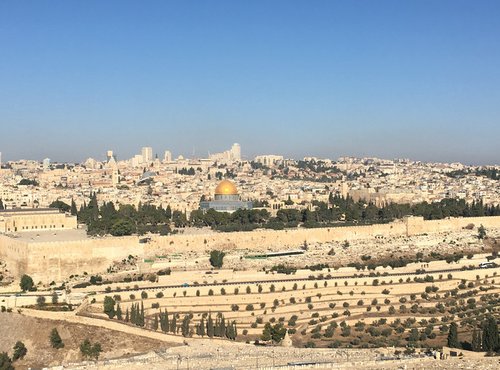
left=0, top=208, right=77, bottom=233
left=0, top=215, right=499, bottom=283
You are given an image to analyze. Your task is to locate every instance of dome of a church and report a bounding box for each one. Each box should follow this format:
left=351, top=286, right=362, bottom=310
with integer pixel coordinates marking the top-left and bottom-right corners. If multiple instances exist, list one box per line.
left=214, top=179, right=238, bottom=195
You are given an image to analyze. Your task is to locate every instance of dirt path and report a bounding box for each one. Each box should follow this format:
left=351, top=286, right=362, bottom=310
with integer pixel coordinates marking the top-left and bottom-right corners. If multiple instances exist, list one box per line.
left=20, top=308, right=242, bottom=346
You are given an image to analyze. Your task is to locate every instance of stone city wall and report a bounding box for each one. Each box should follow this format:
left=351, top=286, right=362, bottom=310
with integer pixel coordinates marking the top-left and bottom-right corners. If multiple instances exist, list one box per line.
left=145, top=219, right=409, bottom=255
left=1, top=216, right=499, bottom=283
left=145, top=216, right=500, bottom=256
left=0, top=235, right=142, bottom=283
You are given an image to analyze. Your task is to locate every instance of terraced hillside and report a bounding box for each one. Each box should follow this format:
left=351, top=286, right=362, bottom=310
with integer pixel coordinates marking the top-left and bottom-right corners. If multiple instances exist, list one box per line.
left=81, top=253, right=500, bottom=350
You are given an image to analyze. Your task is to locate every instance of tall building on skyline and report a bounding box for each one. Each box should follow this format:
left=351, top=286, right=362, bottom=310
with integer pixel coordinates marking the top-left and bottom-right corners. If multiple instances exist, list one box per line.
left=163, top=150, right=172, bottom=162
left=209, top=143, right=242, bottom=163
left=141, top=147, right=153, bottom=163
left=231, top=143, right=241, bottom=161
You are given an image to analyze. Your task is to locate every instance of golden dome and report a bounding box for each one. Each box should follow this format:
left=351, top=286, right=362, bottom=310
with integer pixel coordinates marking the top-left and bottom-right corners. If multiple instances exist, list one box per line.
left=214, top=179, right=238, bottom=195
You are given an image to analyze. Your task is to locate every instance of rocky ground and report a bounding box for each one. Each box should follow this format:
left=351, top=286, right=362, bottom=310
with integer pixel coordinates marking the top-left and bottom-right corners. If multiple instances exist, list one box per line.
left=47, top=343, right=500, bottom=369
left=0, top=312, right=178, bottom=369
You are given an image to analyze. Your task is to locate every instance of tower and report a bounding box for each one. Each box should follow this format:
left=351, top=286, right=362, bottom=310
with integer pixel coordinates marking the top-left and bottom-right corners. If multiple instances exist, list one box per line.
left=164, top=150, right=172, bottom=162
left=112, top=168, right=119, bottom=186
left=231, top=143, right=241, bottom=161
left=141, top=147, right=153, bottom=163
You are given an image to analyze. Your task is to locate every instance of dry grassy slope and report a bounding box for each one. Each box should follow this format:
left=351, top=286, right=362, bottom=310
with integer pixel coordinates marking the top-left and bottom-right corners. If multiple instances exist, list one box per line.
left=0, top=313, right=175, bottom=369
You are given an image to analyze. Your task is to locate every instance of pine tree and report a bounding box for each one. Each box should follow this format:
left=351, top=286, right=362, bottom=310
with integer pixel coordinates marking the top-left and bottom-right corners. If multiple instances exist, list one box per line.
left=447, top=322, right=459, bottom=348
left=12, top=341, right=27, bottom=361
left=261, top=323, right=272, bottom=341
left=50, top=328, right=64, bottom=349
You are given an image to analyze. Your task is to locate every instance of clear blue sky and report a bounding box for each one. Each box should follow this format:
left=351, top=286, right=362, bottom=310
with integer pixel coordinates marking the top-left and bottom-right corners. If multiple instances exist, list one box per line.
left=1, top=1, right=499, bottom=165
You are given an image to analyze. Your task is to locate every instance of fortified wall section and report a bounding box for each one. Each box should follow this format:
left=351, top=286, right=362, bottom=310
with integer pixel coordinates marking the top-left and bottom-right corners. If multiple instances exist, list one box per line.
left=405, top=215, right=500, bottom=235
left=0, top=235, right=29, bottom=277
left=145, top=216, right=500, bottom=256
left=1, top=216, right=499, bottom=283
left=145, top=220, right=409, bottom=255
left=0, top=235, right=142, bottom=283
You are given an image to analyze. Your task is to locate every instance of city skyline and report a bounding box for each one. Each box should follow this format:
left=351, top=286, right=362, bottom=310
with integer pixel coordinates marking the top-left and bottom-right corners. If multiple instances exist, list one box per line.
left=1, top=1, right=500, bottom=165
left=0, top=143, right=499, bottom=167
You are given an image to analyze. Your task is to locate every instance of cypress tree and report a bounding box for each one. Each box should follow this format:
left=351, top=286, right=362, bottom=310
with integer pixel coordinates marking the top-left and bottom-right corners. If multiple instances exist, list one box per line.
left=482, top=316, right=499, bottom=352
left=199, top=318, right=206, bottom=337
left=225, top=322, right=232, bottom=340
left=472, top=328, right=481, bottom=351
left=207, top=313, right=214, bottom=338
left=130, top=304, right=135, bottom=324
left=181, top=315, right=191, bottom=337
left=170, top=313, right=177, bottom=333
left=131, top=303, right=137, bottom=325
left=70, top=198, right=77, bottom=215
left=219, top=313, right=226, bottom=338
left=140, top=301, right=145, bottom=327
left=116, top=303, right=122, bottom=320
left=152, top=314, right=159, bottom=331
left=159, top=310, right=166, bottom=332
left=214, top=315, right=220, bottom=337
left=447, top=322, right=459, bottom=348
left=125, top=308, right=129, bottom=322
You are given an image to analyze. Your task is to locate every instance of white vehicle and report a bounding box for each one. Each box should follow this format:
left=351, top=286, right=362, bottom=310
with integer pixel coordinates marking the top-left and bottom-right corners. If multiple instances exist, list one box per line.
left=479, top=262, right=496, bottom=269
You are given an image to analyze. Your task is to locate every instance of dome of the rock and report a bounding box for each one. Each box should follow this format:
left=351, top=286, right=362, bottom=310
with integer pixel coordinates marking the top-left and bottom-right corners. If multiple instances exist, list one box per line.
left=214, top=180, right=238, bottom=195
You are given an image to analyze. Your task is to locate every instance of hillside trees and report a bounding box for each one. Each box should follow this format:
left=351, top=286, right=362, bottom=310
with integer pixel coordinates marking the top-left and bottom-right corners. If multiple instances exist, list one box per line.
left=209, top=250, right=226, bottom=269
left=20, top=274, right=34, bottom=292
left=482, top=316, right=499, bottom=352
left=50, top=328, right=64, bottom=349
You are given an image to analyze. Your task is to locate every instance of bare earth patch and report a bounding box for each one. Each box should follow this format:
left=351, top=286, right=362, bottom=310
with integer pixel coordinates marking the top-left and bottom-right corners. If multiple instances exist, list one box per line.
left=0, top=312, right=178, bottom=369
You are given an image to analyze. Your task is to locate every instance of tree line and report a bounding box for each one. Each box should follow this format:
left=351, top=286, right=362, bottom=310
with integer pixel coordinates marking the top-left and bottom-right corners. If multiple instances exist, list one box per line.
left=103, top=296, right=237, bottom=340
left=76, top=193, right=172, bottom=236
left=50, top=193, right=500, bottom=236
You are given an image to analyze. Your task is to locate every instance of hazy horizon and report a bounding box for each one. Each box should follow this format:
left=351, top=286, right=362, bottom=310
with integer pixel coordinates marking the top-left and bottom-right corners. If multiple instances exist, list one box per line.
left=1, top=1, right=499, bottom=165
